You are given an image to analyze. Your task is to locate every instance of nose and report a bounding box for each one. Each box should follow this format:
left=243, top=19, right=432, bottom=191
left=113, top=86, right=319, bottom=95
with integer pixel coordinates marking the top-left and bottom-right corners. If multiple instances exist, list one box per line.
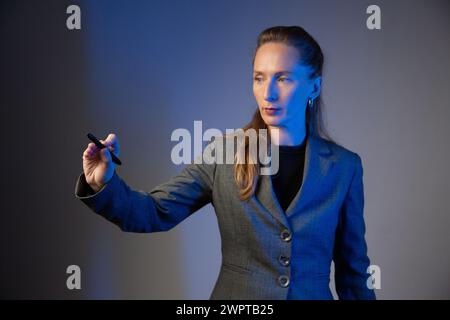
left=264, top=80, right=278, bottom=102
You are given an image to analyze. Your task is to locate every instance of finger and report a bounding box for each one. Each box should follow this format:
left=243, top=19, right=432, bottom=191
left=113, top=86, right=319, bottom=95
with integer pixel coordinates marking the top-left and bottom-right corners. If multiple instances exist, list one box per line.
left=85, top=145, right=99, bottom=158
left=87, top=142, right=98, bottom=152
left=83, top=149, right=93, bottom=159
left=100, top=147, right=112, bottom=163
left=99, top=140, right=111, bottom=153
left=101, top=133, right=119, bottom=156
left=104, top=133, right=119, bottom=150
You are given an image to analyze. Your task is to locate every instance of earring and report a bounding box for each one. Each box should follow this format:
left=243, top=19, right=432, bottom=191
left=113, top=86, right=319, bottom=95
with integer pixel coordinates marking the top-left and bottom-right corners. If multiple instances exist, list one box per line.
left=308, top=98, right=314, bottom=108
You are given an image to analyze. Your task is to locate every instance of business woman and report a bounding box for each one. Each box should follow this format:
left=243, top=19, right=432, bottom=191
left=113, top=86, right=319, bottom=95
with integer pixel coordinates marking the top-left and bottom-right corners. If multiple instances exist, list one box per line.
left=75, top=26, right=376, bottom=300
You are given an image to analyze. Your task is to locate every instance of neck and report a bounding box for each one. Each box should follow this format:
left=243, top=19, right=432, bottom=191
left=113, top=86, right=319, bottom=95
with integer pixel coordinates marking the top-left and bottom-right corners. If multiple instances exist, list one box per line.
left=269, top=124, right=306, bottom=146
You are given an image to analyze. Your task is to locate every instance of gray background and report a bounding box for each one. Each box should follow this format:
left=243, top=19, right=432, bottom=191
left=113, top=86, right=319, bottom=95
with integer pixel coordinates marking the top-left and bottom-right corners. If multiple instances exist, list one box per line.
left=1, top=0, right=449, bottom=299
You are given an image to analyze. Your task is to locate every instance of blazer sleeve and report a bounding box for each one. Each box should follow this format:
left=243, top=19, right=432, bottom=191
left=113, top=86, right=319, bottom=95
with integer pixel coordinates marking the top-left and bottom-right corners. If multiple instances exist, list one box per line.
left=333, top=153, right=376, bottom=300
left=74, top=143, right=216, bottom=233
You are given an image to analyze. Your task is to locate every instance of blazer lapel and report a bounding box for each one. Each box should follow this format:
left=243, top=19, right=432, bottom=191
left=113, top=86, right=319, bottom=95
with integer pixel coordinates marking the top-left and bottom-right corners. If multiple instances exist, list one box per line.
left=253, top=135, right=335, bottom=228
left=285, top=135, right=334, bottom=217
left=254, top=170, right=288, bottom=228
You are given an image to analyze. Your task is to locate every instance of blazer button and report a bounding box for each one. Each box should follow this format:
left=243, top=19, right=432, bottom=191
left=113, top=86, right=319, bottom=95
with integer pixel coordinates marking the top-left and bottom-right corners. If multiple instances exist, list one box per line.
left=278, top=275, right=290, bottom=288
left=278, top=255, right=290, bottom=267
left=280, top=229, right=292, bottom=242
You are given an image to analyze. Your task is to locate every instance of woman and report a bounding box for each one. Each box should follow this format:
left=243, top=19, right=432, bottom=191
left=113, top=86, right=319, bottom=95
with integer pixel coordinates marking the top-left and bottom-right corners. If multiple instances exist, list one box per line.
left=75, top=26, right=376, bottom=300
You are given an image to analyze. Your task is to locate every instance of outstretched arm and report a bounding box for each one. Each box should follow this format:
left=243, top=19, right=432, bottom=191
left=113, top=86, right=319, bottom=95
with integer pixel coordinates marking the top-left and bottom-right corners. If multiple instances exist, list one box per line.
left=75, top=145, right=216, bottom=233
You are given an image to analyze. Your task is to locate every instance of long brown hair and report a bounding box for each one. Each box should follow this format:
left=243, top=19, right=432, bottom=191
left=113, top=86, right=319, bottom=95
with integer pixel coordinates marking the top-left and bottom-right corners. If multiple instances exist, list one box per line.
left=234, top=26, right=334, bottom=201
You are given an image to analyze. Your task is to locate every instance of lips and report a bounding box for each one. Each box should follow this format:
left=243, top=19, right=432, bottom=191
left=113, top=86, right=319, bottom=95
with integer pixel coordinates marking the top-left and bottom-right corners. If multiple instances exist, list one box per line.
left=264, top=106, right=281, bottom=115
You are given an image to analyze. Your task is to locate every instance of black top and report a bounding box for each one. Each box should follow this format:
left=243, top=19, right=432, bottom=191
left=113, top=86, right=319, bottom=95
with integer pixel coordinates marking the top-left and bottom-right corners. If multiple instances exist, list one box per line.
left=271, top=135, right=307, bottom=213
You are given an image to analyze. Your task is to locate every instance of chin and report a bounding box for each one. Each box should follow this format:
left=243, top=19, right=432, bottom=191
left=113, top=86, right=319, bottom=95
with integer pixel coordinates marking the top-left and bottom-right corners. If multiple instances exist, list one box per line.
left=261, top=115, right=283, bottom=127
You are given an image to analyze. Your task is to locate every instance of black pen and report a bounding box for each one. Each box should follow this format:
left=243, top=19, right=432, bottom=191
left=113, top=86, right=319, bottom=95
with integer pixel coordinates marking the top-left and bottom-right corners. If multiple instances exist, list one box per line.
left=87, top=133, right=122, bottom=165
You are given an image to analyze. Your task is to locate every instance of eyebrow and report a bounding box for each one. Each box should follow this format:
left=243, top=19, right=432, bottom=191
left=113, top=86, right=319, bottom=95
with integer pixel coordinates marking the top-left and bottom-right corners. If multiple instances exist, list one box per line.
left=253, top=70, right=294, bottom=76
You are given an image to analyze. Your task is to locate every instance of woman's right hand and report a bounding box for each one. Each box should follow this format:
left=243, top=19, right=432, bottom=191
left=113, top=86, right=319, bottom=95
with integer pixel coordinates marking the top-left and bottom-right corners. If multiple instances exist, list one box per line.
left=82, top=133, right=120, bottom=193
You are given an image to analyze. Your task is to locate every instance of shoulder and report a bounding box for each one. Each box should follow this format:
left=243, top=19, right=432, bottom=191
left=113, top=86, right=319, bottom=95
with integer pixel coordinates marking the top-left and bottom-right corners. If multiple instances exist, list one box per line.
left=318, top=138, right=365, bottom=191
left=319, top=137, right=363, bottom=169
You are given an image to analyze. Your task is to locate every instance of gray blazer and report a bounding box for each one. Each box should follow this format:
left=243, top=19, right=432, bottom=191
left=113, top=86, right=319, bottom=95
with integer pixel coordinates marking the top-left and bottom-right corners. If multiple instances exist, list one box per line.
left=75, top=134, right=375, bottom=300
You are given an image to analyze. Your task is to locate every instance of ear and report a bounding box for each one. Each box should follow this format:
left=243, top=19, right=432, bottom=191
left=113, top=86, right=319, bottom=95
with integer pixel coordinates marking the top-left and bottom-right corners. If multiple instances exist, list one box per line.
left=309, top=76, right=322, bottom=100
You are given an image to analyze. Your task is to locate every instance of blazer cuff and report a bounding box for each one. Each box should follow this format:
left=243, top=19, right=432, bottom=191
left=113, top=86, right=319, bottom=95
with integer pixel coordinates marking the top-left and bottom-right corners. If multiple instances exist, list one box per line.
left=74, top=171, right=120, bottom=211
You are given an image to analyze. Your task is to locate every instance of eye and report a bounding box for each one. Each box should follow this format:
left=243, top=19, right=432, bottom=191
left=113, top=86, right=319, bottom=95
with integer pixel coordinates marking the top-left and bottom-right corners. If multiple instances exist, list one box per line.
left=253, top=76, right=263, bottom=83
left=277, top=76, right=291, bottom=82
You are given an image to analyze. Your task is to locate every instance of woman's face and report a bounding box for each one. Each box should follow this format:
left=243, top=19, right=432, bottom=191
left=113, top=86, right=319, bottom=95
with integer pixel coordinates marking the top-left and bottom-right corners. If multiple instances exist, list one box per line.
left=253, top=42, right=321, bottom=129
